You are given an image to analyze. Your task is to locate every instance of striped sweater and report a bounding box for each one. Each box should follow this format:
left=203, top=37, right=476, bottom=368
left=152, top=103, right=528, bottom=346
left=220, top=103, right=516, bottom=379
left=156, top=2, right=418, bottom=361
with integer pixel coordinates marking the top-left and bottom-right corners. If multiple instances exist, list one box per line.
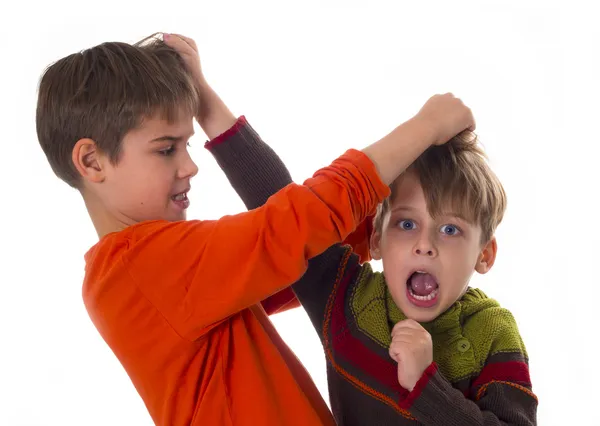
left=207, top=116, right=538, bottom=425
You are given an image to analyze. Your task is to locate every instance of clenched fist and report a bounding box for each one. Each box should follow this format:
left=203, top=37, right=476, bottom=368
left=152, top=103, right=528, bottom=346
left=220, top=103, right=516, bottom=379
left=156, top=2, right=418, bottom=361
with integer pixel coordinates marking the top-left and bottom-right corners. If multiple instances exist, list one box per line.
left=163, top=33, right=206, bottom=89
left=389, top=319, right=433, bottom=392
left=414, top=93, right=476, bottom=146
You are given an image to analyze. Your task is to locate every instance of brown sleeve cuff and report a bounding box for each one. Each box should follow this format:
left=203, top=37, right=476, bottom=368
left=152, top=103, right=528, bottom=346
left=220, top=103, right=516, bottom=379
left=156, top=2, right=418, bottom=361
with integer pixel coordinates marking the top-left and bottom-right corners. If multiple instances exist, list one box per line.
left=204, top=115, right=248, bottom=150
left=398, top=362, right=438, bottom=410
left=403, top=366, right=469, bottom=423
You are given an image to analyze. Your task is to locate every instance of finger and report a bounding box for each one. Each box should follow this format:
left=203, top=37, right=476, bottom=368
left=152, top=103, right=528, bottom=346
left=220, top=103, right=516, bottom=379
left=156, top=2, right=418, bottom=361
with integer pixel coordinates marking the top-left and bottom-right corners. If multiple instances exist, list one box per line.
left=391, top=327, right=416, bottom=338
left=391, top=326, right=412, bottom=339
left=163, top=33, right=196, bottom=56
left=391, top=335, right=418, bottom=347
left=468, top=117, right=476, bottom=131
left=170, top=33, right=198, bottom=53
left=391, top=328, right=431, bottom=346
left=463, top=106, right=476, bottom=131
left=390, top=326, right=428, bottom=343
left=391, top=319, right=422, bottom=335
left=388, top=346, right=402, bottom=362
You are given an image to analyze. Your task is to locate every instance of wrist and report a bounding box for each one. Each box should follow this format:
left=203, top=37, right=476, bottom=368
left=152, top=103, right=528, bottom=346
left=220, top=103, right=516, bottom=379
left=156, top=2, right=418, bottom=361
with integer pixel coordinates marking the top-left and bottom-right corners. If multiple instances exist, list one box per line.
left=195, top=81, right=215, bottom=121
left=194, top=83, right=238, bottom=140
left=407, top=115, right=439, bottom=148
left=405, top=370, right=424, bottom=392
left=398, top=362, right=438, bottom=410
left=195, top=75, right=210, bottom=95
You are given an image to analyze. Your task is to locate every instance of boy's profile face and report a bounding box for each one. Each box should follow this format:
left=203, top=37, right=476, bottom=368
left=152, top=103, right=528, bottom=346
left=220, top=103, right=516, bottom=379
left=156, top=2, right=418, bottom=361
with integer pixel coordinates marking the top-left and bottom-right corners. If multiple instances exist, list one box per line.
left=370, top=171, right=497, bottom=322
left=92, top=110, right=198, bottom=227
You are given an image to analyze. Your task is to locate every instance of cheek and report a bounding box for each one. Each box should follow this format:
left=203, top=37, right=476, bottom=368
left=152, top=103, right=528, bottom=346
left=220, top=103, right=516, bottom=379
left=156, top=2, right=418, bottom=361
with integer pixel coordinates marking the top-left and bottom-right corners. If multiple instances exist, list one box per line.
left=380, top=230, right=406, bottom=252
left=113, top=160, right=170, bottom=201
left=443, top=241, right=479, bottom=276
left=379, top=237, right=409, bottom=286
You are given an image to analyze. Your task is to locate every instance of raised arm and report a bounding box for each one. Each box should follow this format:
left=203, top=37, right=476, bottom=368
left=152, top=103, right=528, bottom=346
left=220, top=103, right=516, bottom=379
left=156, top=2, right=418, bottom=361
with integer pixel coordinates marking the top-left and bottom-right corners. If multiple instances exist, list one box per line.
left=177, top=35, right=370, bottom=313
left=147, top=34, right=475, bottom=337
left=123, top=148, right=389, bottom=339
left=205, top=118, right=300, bottom=315
left=205, top=115, right=379, bottom=314
left=124, top=87, right=472, bottom=339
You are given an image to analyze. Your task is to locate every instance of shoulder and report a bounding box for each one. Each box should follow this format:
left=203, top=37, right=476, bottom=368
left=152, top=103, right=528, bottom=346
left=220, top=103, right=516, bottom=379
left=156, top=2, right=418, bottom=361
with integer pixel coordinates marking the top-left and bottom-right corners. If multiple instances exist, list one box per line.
left=350, top=261, right=385, bottom=307
left=84, top=220, right=213, bottom=274
left=127, top=219, right=212, bottom=241
left=462, top=289, right=527, bottom=359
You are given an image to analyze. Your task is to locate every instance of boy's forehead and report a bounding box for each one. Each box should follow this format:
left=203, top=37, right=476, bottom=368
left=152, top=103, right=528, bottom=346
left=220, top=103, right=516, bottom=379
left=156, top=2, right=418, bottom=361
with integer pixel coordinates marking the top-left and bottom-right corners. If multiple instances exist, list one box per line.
left=135, top=113, right=195, bottom=141
left=390, top=172, right=474, bottom=223
left=392, top=172, right=423, bottom=201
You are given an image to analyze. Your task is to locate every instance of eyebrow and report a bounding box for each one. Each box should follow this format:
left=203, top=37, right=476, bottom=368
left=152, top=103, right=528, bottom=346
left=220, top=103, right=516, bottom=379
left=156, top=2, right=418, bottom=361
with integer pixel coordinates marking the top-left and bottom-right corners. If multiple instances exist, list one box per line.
left=390, top=206, right=417, bottom=214
left=150, top=132, right=195, bottom=143
left=391, top=205, right=470, bottom=222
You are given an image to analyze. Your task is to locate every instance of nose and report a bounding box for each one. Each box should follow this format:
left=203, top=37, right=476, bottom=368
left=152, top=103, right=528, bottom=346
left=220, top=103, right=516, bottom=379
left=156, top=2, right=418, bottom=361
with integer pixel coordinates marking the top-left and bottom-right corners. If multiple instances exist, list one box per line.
left=178, top=151, right=199, bottom=179
left=413, top=233, right=438, bottom=257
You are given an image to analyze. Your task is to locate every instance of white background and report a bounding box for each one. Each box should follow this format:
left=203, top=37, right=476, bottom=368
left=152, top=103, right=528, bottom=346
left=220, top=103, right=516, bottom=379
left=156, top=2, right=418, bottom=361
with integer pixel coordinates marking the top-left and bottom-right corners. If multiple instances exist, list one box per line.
left=1, top=1, right=599, bottom=425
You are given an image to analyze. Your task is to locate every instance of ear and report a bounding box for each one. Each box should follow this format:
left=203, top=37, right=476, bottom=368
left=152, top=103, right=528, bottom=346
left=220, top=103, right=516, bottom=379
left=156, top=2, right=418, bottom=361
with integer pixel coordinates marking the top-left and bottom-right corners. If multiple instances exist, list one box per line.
left=370, top=229, right=383, bottom=260
left=72, top=138, right=106, bottom=184
left=475, top=237, right=497, bottom=274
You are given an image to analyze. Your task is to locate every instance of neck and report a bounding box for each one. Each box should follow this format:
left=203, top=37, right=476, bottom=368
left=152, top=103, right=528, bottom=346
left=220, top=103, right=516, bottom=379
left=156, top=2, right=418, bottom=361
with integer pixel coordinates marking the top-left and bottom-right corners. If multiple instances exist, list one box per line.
left=82, top=190, right=129, bottom=239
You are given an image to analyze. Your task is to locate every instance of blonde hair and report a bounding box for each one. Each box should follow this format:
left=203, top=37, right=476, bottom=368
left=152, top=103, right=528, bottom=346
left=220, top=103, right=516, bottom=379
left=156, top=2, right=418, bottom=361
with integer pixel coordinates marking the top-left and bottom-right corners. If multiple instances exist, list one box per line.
left=373, top=131, right=507, bottom=243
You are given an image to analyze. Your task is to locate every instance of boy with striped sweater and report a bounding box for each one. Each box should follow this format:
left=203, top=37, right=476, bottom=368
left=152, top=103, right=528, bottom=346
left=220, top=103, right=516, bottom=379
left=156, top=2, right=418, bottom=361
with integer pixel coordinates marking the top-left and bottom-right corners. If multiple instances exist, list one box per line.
left=218, top=123, right=538, bottom=426
left=212, top=93, right=538, bottom=425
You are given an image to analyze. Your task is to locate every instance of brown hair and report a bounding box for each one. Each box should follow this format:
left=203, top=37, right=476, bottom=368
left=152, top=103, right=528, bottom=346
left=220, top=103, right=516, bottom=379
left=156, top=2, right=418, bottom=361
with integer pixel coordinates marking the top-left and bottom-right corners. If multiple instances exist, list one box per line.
left=373, top=131, right=507, bottom=243
left=36, top=33, right=200, bottom=188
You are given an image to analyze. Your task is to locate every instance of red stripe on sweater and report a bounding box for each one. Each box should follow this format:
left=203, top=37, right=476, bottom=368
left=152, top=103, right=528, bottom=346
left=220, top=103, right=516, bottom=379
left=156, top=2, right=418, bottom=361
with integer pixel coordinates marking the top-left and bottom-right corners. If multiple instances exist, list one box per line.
left=322, top=254, right=415, bottom=419
left=329, top=265, right=406, bottom=394
left=398, top=362, right=438, bottom=409
left=471, top=361, right=531, bottom=393
left=204, top=115, right=248, bottom=150
left=261, top=288, right=300, bottom=315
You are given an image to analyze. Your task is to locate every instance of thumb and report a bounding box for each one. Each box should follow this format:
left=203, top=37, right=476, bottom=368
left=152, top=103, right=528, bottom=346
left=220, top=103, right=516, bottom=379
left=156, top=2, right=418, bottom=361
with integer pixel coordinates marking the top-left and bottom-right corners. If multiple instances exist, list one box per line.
left=388, top=345, right=400, bottom=363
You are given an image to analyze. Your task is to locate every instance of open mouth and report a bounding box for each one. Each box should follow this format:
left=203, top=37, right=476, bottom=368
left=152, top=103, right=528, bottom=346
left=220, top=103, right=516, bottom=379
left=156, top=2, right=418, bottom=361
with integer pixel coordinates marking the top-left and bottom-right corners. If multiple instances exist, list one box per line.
left=171, top=192, right=188, bottom=201
left=171, top=191, right=190, bottom=209
left=406, top=271, right=439, bottom=307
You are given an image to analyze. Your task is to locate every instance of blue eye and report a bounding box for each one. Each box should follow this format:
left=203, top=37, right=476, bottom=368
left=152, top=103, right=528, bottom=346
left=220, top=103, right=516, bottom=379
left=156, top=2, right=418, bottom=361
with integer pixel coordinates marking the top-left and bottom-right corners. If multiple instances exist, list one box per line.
left=398, top=220, right=416, bottom=231
left=440, top=224, right=460, bottom=236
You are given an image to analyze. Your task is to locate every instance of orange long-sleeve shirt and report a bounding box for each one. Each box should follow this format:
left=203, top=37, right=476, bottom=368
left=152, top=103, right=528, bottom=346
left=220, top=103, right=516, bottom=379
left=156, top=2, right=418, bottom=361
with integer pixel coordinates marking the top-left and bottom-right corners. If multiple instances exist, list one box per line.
left=83, top=149, right=389, bottom=425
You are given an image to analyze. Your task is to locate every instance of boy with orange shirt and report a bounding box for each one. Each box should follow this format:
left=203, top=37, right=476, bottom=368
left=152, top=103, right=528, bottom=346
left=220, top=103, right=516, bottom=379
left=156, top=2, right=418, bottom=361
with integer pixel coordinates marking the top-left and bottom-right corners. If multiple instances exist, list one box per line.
left=35, top=33, right=474, bottom=425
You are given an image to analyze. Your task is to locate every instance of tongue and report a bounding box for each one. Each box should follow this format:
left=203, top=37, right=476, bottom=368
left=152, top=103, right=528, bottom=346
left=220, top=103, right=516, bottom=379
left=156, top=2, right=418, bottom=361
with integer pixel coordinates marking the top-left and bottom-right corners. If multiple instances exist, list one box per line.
left=409, top=273, right=438, bottom=296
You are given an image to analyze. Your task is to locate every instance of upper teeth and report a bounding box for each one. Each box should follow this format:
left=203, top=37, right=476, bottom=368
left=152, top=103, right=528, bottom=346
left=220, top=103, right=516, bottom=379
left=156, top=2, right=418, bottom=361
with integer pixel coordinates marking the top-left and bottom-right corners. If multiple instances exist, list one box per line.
left=173, top=193, right=186, bottom=201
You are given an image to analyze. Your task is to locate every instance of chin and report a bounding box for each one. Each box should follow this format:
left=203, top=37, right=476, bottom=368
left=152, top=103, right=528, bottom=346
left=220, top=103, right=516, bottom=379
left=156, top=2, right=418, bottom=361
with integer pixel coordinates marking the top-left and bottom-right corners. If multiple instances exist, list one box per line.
left=394, top=293, right=443, bottom=323
left=404, top=308, right=439, bottom=323
left=164, top=210, right=187, bottom=222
